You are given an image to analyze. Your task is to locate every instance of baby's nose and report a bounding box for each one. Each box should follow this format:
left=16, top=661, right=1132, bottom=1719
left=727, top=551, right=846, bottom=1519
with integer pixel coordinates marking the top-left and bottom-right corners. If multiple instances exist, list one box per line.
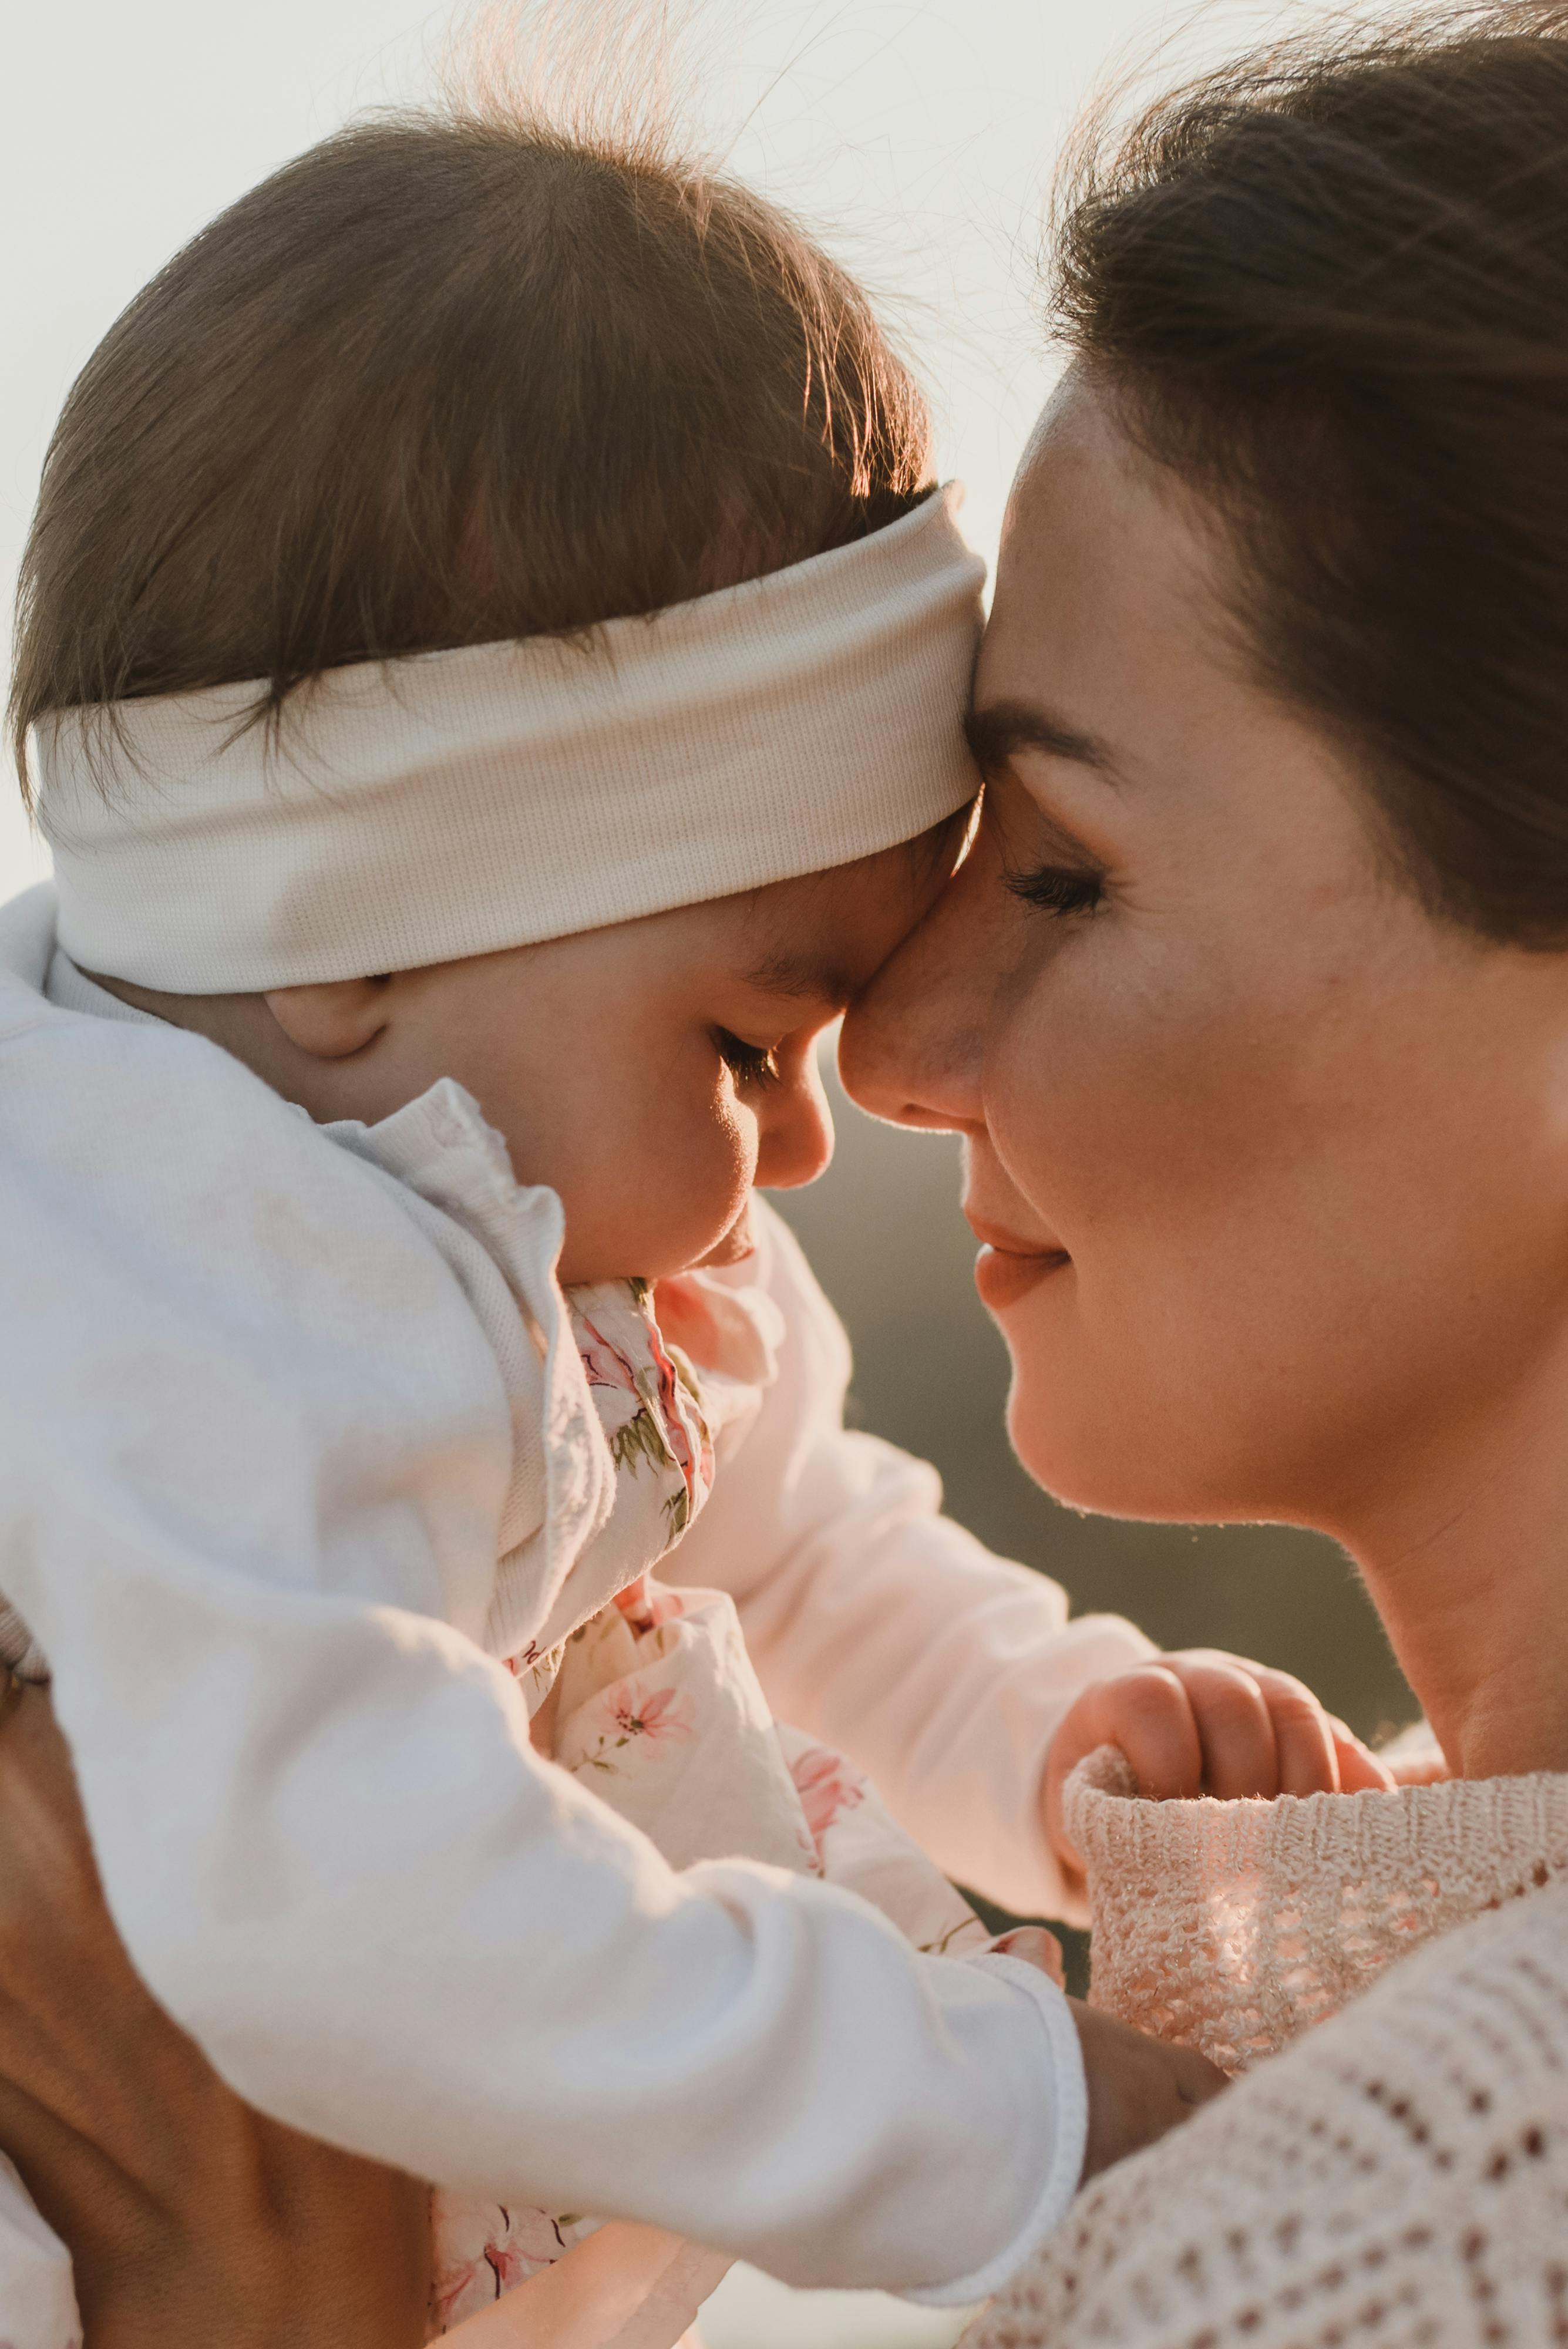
left=756, top=1071, right=835, bottom=1192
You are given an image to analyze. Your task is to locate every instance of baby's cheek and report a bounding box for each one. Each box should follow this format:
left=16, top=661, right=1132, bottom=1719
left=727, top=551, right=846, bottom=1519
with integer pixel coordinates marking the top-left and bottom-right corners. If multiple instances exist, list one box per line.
left=682, top=1097, right=757, bottom=1254
left=623, top=1089, right=756, bottom=1280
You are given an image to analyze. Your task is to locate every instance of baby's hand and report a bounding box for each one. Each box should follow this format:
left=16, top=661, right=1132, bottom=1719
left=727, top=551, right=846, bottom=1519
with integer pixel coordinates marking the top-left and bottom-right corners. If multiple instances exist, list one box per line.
left=1044, top=1648, right=1395, bottom=1882
left=1071, top=1999, right=1228, bottom=2180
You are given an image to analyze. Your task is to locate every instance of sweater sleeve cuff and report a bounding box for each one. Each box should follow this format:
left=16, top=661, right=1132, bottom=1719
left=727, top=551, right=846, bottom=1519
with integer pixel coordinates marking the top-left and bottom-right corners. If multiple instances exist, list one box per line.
left=899, top=1953, right=1088, bottom=2308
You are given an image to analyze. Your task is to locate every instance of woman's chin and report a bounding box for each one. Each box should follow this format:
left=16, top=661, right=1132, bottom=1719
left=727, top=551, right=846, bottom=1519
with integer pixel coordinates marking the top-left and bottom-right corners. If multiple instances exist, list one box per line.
left=1002, top=1352, right=1220, bottom=1523
left=985, top=1273, right=1206, bottom=1514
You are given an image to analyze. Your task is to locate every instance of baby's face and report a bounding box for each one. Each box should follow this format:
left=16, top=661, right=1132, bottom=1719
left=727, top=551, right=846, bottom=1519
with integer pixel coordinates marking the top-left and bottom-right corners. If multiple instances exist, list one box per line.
left=252, top=835, right=956, bottom=1284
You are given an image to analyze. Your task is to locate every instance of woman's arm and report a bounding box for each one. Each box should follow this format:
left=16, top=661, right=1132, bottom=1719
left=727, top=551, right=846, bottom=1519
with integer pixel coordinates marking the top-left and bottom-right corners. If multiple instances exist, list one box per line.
left=0, top=1675, right=431, bottom=2348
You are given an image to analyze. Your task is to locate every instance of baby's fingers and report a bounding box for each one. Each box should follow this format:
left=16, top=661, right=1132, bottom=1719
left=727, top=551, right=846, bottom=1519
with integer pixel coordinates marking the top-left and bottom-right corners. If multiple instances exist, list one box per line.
left=1329, top=1718, right=1397, bottom=1793
left=1090, top=1666, right=1206, bottom=1801
left=1160, top=1653, right=1350, bottom=1799
left=1155, top=1656, right=1281, bottom=1799
left=1245, top=1665, right=1340, bottom=1797
left=1044, top=1668, right=1204, bottom=1876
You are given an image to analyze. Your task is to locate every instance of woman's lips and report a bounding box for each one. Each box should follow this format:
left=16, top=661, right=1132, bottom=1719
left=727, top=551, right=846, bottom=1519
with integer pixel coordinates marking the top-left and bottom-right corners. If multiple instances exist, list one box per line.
left=973, top=1243, right=1071, bottom=1309
left=968, top=1216, right=1071, bottom=1311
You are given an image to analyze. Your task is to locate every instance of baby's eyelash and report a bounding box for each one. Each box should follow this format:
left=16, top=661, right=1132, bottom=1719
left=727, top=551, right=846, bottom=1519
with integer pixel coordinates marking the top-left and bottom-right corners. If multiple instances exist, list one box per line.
left=1003, top=861, right=1106, bottom=918
left=714, top=1028, right=781, bottom=1088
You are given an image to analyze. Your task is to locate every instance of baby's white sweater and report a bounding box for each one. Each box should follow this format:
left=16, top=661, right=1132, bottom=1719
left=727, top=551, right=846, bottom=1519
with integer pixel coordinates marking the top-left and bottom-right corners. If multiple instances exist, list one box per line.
left=0, top=881, right=1149, bottom=2315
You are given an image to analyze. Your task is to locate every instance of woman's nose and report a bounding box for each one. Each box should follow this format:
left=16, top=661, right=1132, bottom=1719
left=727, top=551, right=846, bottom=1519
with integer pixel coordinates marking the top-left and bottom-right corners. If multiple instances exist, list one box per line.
left=755, top=1051, right=836, bottom=1191
left=839, top=850, right=995, bottom=1134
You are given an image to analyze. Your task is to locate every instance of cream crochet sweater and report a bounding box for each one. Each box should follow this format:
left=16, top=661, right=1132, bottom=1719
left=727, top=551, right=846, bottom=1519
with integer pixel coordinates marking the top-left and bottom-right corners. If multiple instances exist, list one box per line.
left=967, top=1752, right=1568, bottom=2349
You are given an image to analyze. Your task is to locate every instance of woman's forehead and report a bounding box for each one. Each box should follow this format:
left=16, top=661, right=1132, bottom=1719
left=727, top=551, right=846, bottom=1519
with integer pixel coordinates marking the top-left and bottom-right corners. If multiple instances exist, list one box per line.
left=980, top=399, right=1236, bottom=759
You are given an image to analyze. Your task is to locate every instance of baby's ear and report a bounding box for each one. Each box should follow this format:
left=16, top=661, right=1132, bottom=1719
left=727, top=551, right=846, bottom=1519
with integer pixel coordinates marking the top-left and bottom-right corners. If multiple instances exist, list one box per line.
left=263, top=977, right=390, bottom=1059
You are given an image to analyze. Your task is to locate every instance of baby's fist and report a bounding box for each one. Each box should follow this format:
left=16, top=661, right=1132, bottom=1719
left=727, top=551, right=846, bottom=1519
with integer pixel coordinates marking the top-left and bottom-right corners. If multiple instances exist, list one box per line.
left=1044, top=1650, right=1394, bottom=1883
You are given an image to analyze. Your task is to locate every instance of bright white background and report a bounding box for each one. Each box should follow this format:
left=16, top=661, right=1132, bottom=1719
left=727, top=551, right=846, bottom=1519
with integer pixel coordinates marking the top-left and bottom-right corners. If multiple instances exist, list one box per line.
left=0, top=0, right=1281, bottom=902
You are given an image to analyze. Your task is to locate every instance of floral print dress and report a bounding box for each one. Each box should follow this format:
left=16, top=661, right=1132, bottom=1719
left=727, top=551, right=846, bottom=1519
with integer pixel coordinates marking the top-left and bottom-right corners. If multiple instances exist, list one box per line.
left=429, top=1272, right=1004, bottom=2337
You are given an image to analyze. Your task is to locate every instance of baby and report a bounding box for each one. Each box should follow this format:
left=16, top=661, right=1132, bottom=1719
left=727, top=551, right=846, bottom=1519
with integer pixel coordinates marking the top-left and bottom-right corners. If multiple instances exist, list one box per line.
left=0, top=93, right=1368, bottom=2347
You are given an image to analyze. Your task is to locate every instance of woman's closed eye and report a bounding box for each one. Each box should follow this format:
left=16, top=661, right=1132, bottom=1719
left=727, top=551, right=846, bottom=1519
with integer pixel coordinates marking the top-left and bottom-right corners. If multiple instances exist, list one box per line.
left=714, top=1028, right=782, bottom=1088
left=1003, top=860, right=1106, bottom=918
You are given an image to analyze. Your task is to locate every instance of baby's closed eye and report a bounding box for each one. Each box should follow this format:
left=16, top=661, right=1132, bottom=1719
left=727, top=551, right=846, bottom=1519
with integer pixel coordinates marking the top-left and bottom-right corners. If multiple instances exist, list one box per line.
left=712, top=1028, right=782, bottom=1089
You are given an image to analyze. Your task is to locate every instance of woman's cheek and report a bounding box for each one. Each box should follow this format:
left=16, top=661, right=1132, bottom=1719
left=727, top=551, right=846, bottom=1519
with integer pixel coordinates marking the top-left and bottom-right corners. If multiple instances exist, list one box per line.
left=982, top=985, right=1233, bottom=1512
left=985, top=975, right=1125, bottom=1234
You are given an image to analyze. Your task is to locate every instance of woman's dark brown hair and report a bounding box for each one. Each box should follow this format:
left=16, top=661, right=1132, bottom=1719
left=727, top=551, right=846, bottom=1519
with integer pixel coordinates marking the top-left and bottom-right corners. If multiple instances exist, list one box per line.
left=1054, top=2, right=1568, bottom=944
left=9, top=98, right=930, bottom=790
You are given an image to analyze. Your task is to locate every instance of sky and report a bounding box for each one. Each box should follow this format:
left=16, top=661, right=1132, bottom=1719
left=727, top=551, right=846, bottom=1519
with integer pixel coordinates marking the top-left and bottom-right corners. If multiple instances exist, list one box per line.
left=0, top=0, right=1281, bottom=901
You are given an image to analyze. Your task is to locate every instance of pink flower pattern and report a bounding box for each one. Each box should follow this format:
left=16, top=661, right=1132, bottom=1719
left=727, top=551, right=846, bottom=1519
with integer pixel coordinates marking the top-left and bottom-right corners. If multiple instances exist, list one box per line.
left=648, top=1273, right=726, bottom=1367
left=610, top=1680, right=693, bottom=1745
left=431, top=2202, right=581, bottom=2328
left=642, top=1317, right=714, bottom=1501
left=789, top=1744, right=869, bottom=1850
left=614, top=1573, right=687, bottom=1634
left=571, top=1288, right=718, bottom=1547
left=576, top=1320, right=642, bottom=1397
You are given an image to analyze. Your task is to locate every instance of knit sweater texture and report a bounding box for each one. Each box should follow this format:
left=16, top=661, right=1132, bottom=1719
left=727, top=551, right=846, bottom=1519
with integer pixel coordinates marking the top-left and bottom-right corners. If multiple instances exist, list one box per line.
left=1069, top=1744, right=1568, bottom=2072
left=966, top=1755, right=1568, bottom=2349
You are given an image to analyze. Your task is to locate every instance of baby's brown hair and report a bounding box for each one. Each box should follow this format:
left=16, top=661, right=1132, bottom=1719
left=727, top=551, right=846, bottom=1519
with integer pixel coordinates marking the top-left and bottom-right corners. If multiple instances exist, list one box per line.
left=9, top=97, right=933, bottom=789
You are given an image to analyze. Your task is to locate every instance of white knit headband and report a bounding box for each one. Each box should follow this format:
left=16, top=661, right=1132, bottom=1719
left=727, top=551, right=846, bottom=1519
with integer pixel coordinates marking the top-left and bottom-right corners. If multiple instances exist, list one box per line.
left=34, top=486, right=984, bottom=994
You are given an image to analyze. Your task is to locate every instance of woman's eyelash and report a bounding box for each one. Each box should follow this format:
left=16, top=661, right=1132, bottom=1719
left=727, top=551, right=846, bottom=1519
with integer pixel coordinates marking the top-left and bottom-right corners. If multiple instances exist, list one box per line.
left=714, top=1029, right=781, bottom=1087
left=1003, top=861, right=1106, bottom=918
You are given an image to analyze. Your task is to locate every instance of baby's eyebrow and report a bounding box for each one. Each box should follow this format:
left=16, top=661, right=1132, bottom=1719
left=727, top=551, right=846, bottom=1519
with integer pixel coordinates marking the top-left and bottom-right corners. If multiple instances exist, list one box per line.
left=740, top=947, right=859, bottom=1007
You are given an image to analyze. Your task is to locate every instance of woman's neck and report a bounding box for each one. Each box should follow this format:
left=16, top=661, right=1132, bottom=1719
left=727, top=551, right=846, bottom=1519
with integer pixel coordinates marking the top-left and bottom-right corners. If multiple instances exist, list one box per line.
left=1345, top=1363, right=1568, bottom=1781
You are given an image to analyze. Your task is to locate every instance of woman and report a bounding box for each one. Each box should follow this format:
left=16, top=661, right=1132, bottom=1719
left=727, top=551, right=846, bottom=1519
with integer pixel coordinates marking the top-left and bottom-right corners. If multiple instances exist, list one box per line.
left=7, top=1, right=1568, bottom=2335
left=837, top=2, right=1568, bottom=2330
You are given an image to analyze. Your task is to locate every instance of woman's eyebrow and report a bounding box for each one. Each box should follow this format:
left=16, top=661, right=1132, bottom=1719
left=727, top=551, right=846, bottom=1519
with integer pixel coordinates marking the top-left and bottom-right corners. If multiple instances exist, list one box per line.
left=964, top=699, right=1123, bottom=783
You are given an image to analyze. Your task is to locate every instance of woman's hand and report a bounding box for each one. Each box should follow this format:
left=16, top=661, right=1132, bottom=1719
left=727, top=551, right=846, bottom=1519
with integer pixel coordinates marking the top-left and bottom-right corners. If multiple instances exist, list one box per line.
left=1069, top=2000, right=1227, bottom=2181
left=1044, top=1650, right=1395, bottom=1885
left=0, top=1676, right=432, bottom=2347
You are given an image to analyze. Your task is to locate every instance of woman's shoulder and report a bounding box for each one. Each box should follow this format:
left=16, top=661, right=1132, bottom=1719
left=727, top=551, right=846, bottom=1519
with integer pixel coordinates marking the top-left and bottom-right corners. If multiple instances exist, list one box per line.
left=968, top=1877, right=1568, bottom=2349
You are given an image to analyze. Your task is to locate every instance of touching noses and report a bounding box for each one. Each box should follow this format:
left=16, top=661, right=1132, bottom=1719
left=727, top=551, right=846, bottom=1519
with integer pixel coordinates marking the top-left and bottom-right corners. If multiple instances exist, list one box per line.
left=755, top=1048, right=836, bottom=1191
left=839, top=865, right=990, bottom=1136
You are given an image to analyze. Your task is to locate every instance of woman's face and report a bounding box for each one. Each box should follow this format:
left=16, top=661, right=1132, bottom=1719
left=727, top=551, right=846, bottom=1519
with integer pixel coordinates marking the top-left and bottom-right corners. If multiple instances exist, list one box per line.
left=841, top=378, right=1568, bottom=1539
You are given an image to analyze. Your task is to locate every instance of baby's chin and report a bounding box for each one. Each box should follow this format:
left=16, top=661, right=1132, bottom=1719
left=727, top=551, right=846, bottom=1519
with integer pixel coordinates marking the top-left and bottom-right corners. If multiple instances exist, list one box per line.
left=560, top=1203, right=757, bottom=1290
left=692, top=1200, right=757, bottom=1270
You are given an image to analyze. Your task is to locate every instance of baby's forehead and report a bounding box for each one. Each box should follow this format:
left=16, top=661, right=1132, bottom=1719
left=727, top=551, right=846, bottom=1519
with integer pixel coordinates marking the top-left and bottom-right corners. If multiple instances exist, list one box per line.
left=708, top=844, right=933, bottom=1005
left=732, top=938, right=864, bottom=1012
